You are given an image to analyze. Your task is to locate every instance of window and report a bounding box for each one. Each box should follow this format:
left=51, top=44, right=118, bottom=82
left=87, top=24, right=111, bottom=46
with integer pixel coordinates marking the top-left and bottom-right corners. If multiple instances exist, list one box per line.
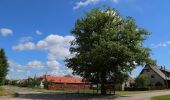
left=151, top=74, right=155, bottom=78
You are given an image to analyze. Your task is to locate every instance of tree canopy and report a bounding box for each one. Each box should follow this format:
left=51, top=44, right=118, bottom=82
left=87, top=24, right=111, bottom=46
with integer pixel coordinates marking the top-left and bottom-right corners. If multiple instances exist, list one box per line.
left=65, top=7, right=155, bottom=95
left=0, top=49, right=9, bottom=86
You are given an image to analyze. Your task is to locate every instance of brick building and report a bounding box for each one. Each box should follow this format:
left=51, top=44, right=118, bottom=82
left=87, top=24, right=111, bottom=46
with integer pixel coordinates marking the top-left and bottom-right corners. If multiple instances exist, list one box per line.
left=39, top=75, right=91, bottom=90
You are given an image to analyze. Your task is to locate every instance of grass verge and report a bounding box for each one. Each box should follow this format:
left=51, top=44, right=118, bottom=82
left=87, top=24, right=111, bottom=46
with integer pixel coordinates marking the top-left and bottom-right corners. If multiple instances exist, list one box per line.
left=116, top=89, right=170, bottom=95
left=0, top=87, right=12, bottom=96
left=151, top=95, right=170, bottom=100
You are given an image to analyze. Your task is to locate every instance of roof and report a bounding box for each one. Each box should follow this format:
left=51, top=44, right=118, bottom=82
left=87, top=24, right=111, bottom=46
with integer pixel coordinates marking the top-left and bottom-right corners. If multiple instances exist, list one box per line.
left=158, top=66, right=170, bottom=73
left=40, top=75, right=86, bottom=84
left=141, top=65, right=170, bottom=80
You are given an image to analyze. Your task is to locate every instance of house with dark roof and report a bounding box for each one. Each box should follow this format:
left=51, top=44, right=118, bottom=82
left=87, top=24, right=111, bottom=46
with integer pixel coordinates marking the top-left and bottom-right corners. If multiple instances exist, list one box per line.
left=139, top=64, right=170, bottom=88
left=39, top=75, right=91, bottom=90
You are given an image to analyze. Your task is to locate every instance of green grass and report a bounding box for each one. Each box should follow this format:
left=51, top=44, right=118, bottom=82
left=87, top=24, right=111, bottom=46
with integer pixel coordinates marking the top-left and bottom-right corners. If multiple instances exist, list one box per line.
left=116, top=90, right=170, bottom=95
left=0, top=87, right=12, bottom=96
left=151, top=95, right=170, bottom=100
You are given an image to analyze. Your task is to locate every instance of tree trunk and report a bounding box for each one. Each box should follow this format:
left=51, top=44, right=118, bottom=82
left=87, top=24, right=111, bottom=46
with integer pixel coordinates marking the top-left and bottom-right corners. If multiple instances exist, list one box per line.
left=97, top=83, right=99, bottom=94
left=100, top=72, right=107, bottom=95
left=101, top=82, right=106, bottom=95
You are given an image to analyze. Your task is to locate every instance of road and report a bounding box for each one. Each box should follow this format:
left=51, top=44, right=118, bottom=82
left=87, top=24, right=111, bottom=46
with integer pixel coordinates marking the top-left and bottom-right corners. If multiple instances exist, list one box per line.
left=1, top=86, right=170, bottom=100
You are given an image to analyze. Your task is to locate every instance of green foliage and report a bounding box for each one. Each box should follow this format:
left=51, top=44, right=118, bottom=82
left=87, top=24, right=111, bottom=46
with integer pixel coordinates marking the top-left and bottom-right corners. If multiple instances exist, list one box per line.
left=155, top=82, right=163, bottom=87
left=19, top=78, right=41, bottom=88
left=32, top=77, right=42, bottom=88
left=65, top=7, right=154, bottom=94
left=135, top=74, right=149, bottom=88
left=151, top=94, right=170, bottom=100
left=0, top=49, right=9, bottom=86
left=11, top=80, right=18, bottom=86
left=12, top=92, right=19, bottom=97
left=5, top=79, right=10, bottom=85
left=43, top=78, right=53, bottom=89
left=64, top=74, right=73, bottom=77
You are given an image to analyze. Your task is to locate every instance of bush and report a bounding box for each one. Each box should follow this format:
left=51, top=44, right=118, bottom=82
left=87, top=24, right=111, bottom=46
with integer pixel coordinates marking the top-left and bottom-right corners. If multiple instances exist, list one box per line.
left=125, top=87, right=149, bottom=91
left=155, top=82, right=163, bottom=87
left=13, top=93, right=19, bottom=97
left=135, top=74, right=149, bottom=88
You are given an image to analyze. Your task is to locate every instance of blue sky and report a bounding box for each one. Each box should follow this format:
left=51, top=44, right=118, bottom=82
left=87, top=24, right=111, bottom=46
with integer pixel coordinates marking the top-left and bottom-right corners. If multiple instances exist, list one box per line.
left=1, top=0, right=170, bottom=79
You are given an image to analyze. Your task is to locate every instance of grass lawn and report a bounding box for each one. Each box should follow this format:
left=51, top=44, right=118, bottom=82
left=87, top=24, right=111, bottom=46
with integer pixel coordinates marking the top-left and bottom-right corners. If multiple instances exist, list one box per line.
left=0, top=87, right=12, bottom=96
left=151, top=95, right=170, bottom=100
left=116, top=90, right=170, bottom=95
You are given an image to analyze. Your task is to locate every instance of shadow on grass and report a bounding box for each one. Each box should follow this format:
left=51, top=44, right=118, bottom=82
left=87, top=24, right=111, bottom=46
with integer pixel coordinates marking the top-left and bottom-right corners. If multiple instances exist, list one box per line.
left=16, top=92, right=118, bottom=100
left=119, top=95, right=132, bottom=97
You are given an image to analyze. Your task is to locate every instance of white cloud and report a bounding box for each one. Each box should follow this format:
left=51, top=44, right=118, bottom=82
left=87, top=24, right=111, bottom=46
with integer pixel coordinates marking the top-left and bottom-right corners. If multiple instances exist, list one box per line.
left=11, top=34, right=75, bottom=79
left=73, top=0, right=100, bottom=9
left=8, top=60, right=46, bottom=79
left=111, top=0, right=119, bottom=4
left=49, top=68, right=73, bottom=76
left=12, top=42, right=36, bottom=50
left=0, top=28, right=13, bottom=37
left=17, top=69, right=25, bottom=73
left=47, top=60, right=60, bottom=69
left=12, top=34, right=74, bottom=65
left=37, top=40, right=48, bottom=49
left=8, top=60, right=29, bottom=79
left=36, top=30, right=42, bottom=35
left=151, top=41, right=170, bottom=48
left=19, top=36, right=33, bottom=43
left=36, top=34, right=75, bottom=60
left=8, top=60, right=74, bottom=79
left=73, top=0, right=120, bottom=9
left=27, top=60, right=44, bottom=69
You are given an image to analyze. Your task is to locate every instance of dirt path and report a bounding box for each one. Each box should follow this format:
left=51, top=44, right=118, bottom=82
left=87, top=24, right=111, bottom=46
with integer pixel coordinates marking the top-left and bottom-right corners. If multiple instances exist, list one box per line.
left=1, top=86, right=170, bottom=100
left=1, top=86, right=116, bottom=100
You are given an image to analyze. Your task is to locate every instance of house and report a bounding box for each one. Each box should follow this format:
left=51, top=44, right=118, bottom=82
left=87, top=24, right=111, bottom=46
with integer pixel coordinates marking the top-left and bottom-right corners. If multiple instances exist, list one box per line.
left=39, top=75, right=91, bottom=90
left=139, top=64, right=170, bottom=88
left=115, top=77, right=135, bottom=91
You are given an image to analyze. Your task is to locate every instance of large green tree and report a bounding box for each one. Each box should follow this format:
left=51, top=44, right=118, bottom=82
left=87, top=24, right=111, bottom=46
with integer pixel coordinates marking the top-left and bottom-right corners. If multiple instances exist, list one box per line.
left=65, top=7, right=155, bottom=95
left=0, top=49, right=9, bottom=86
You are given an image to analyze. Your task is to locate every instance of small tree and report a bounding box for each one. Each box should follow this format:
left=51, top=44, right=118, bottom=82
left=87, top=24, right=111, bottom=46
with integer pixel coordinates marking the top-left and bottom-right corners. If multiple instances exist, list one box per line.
left=0, top=49, right=9, bottom=86
left=135, top=74, right=149, bottom=88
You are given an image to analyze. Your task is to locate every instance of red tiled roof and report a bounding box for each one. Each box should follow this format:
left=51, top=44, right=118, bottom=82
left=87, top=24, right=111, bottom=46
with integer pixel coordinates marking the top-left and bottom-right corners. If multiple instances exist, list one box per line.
left=40, top=75, right=85, bottom=84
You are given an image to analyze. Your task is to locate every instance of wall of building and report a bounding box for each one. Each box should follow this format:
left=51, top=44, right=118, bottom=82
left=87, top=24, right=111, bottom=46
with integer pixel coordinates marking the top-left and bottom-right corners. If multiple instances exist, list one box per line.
left=48, top=83, right=91, bottom=90
left=141, top=66, right=165, bottom=87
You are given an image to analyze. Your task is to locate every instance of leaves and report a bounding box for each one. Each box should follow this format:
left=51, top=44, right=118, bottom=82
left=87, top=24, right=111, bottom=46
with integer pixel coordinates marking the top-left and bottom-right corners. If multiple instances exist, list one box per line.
left=0, top=49, right=9, bottom=85
left=65, top=7, right=155, bottom=86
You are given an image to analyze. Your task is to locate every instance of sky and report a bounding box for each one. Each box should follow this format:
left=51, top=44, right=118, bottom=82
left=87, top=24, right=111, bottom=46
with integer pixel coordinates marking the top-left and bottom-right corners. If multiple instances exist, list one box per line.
left=1, top=0, right=170, bottom=79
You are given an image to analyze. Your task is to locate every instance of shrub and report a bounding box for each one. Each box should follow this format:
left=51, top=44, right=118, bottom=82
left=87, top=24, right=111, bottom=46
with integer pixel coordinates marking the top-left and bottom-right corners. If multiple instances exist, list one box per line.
left=13, top=93, right=19, bottom=97
left=135, top=74, right=149, bottom=88
left=155, top=82, right=163, bottom=87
